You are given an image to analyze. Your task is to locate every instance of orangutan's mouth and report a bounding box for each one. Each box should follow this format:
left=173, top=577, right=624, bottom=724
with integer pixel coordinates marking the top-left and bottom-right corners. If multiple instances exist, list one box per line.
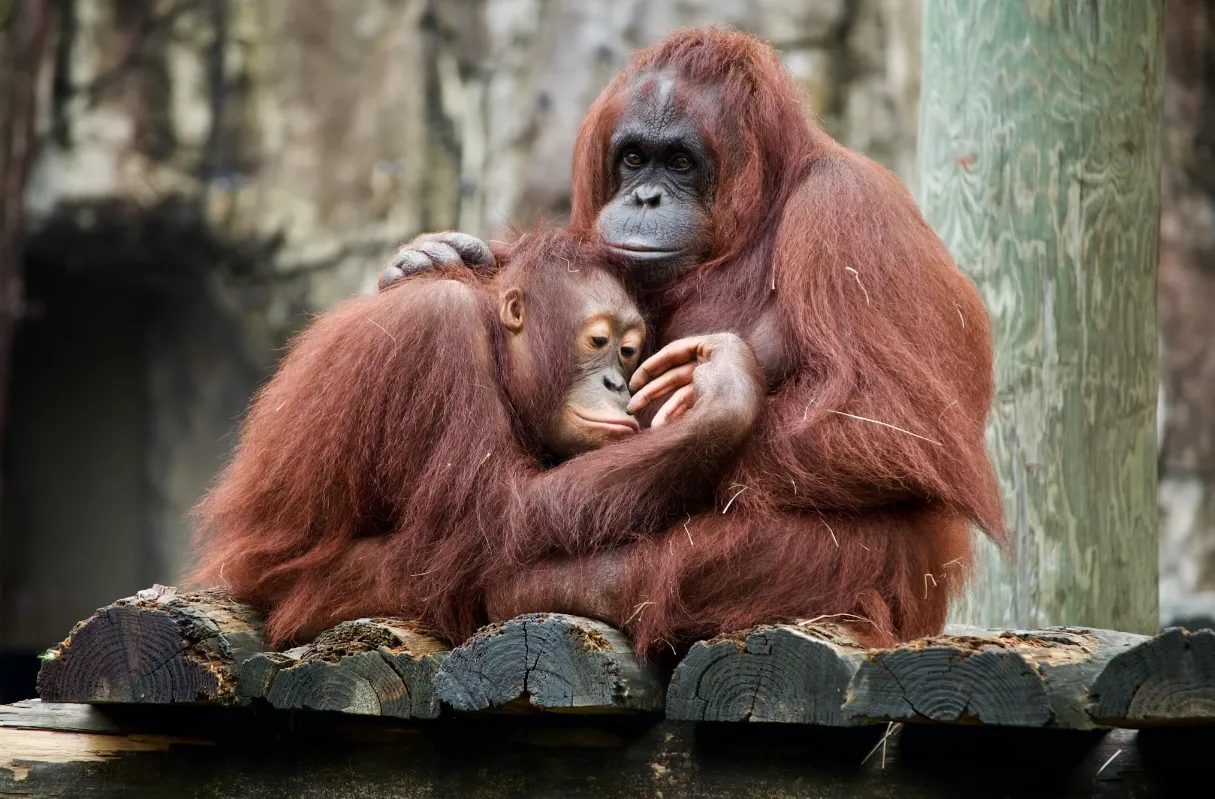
left=606, top=241, right=683, bottom=261
left=571, top=410, right=640, bottom=435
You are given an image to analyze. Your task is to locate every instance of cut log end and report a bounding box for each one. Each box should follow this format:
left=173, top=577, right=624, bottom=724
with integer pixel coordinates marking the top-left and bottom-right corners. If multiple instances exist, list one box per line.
left=666, top=622, right=870, bottom=725
left=433, top=613, right=664, bottom=714
left=844, top=627, right=1147, bottom=729
left=240, top=618, right=450, bottom=719
left=37, top=585, right=265, bottom=705
left=1091, top=627, right=1215, bottom=726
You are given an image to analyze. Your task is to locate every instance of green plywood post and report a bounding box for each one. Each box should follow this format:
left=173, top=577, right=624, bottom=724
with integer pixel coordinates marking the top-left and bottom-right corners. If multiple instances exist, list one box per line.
left=917, top=0, right=1164, bottom=633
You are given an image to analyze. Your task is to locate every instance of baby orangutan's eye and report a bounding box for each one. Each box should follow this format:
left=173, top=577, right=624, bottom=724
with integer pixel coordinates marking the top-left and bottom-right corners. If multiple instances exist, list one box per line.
left=590, top=336, right=609, bottom=348
left=620, top=346, right=637, bottom=358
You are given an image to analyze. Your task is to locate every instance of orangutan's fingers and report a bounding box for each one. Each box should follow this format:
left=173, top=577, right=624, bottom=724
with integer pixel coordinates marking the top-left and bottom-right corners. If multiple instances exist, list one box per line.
left=415, top=241, right=463, bottom=266
left=379, top=249, right=434, bottom=292
left=651, top=384, right=697, bottom=427
left=628, top=363, right=696, bottom=414
left=378, top=265, right=406, bottom=292
left=436, top=232, right=495, bottom=268
left=629, top=336, right=708, bottom=392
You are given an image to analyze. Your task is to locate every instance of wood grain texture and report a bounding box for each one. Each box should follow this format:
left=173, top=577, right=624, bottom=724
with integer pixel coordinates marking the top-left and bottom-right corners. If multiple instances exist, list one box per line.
left=845, top=626, right=1146, bottom=729
left=917, top=0, right=1165, bottom=633
left=238, top=618, right=449, bottom=719
left=665, top=623, right=870, bottom=725
left=36, top=585, right=265, bottom=705
left=433, top=613, right=664, bottom=714
left=1090, top=626, right=1215, bottom=726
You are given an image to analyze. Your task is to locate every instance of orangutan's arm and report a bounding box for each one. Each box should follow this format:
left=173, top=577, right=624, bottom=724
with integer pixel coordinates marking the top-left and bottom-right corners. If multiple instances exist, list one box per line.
left=507, top=333, right=764, bottom=563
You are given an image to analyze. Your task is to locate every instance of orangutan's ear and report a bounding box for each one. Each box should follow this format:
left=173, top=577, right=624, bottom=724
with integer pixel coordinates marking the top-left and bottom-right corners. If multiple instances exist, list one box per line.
left=499, top=287, right=525, bottom=334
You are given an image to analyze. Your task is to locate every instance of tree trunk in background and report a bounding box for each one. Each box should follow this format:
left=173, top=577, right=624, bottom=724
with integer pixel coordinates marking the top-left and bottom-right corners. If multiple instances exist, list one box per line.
left=918, top=0, right=1164, bottom=633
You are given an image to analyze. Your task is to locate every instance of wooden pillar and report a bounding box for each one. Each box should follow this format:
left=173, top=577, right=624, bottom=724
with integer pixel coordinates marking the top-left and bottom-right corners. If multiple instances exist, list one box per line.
left=917, top=0, right=1165, bottom=633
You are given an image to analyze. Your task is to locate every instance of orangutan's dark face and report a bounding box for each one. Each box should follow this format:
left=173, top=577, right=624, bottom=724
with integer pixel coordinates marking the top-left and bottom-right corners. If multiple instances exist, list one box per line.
left=595, top=74, right=715, bottom=287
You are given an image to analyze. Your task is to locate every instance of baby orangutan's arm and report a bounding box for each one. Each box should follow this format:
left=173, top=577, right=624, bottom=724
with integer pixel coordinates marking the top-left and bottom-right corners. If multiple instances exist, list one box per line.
left=484, top=550, right=626, bottom=625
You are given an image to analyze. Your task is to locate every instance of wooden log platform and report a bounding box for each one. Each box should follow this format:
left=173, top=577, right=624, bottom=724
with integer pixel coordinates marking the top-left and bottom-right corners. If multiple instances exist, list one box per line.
left=238, top=619, right=449, bottom=719
left=36, top=585, right=265, bottom=705
left=433, top=613, right=665, bottom=713
left=27, top=586, right=1215, bottom=731
left=13, top=586, right=1215, bottom=795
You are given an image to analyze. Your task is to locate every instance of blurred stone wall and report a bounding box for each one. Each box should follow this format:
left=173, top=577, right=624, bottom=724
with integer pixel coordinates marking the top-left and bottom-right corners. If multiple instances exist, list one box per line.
left=26, top=0, right=922, bottom=317
left=3, top=0, right=923, bottom=649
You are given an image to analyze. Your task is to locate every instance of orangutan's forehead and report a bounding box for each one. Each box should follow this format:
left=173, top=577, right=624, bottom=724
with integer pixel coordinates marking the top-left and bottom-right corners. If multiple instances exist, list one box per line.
left=622, top=71, right=685, bottom=130
left=617, top=70, right=722, bottom=140
left=575, top=270, right=643, bottom=329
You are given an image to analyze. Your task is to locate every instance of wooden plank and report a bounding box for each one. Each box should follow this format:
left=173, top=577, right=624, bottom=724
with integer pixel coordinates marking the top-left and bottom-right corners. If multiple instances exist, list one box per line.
left=665, top=623, right=871, bottom=725
left=1091, top=627, right=1215, bottom=726
left=434, top=613, right=664, bottom=713
left=1, top=699, right=1204, bottom=798
left=919, top=1, right=1165, bottom=632
left=36, top=585, right=265, bottom=705
left=238, top=618, right=448, bottom=719
left=0, top=699, right=128, bottom=735
left=845, top=627, right=1146, bottom=729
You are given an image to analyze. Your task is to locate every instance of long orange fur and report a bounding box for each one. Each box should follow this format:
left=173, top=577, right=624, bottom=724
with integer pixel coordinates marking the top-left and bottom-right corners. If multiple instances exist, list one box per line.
left=560, top=27, right=1007, bottom=652
left=193, top=28, right=1006, bottom=657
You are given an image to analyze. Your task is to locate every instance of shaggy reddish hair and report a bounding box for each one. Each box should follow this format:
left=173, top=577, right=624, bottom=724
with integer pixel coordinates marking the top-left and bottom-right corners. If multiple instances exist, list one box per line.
left=195, top=27, right=1007, bottom=657
left=191, top=228, right=757, bottom=647
left=548, top=26, right=1007, bottom=651
left=189, top=229, right=626, bottom=642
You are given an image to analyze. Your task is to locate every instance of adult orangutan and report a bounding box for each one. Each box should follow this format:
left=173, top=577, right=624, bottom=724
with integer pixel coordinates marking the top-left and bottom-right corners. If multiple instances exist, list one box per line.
left=381, top=27, right=1007, bottom=653
left=191, top=228, right=763, bottom=645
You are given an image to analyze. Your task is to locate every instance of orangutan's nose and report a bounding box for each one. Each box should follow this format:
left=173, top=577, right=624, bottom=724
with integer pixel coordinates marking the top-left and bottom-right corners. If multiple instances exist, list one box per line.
left=632, top=185, right=664, bottom=208
left=604, top=371, right=627, bottom=393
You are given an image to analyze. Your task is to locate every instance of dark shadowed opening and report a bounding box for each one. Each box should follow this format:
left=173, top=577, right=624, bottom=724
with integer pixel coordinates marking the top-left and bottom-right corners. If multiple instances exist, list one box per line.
left=0, top=201, right=273, bottom=702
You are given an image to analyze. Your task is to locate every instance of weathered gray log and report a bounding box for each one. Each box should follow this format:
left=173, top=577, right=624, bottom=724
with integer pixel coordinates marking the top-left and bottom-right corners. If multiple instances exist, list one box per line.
left=0, top=699, right=129, bottom=735
left=36, top=585, right=265, bottom=705
left=434, top=613, right=663, bottom=713
left=1090, top=627, right=1215, bottom=727
left=238, top=618, right=449, bottom=719
left=666, top=623, right=871, bottom=724
left=844, top=627, right=1147, bottom=729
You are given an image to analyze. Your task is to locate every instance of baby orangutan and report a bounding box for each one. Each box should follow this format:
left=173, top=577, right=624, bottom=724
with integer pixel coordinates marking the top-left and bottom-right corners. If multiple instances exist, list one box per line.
left=192, top=228, right=764, bottom=647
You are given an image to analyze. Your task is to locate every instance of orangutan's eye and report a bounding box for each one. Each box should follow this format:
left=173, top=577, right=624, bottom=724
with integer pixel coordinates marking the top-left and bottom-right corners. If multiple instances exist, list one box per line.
left=668, top=153, right=692, bottom=171
left=591, top=336, right=610, bottom=348
left=623, top=151, right=644, bottom=168
left=620, top=346, right=637, bottom=359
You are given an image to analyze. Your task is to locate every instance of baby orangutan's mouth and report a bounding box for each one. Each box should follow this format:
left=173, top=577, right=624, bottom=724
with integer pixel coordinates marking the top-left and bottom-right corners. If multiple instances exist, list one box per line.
left=571, top=410, right=640, bottom=436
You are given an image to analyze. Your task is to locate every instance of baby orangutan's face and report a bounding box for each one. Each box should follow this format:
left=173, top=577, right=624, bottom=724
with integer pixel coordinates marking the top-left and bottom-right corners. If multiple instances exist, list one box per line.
left=499, top=269, right=646, bottom=458
left=546, top=271, right=646, bottom=457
